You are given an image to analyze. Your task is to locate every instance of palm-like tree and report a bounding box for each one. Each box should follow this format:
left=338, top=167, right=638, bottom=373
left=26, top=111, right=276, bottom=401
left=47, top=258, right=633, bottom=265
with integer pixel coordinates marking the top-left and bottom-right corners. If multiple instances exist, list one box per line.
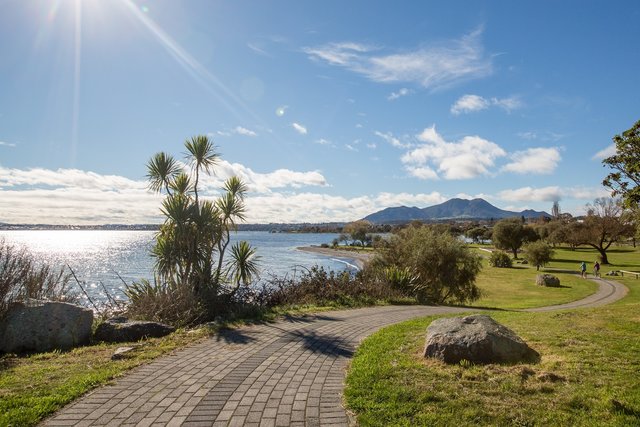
left=184, top=135, right=219, bottom=205
left=147, top=152, right=180, bottom=194
left=144, top=135, right=258, bottom=317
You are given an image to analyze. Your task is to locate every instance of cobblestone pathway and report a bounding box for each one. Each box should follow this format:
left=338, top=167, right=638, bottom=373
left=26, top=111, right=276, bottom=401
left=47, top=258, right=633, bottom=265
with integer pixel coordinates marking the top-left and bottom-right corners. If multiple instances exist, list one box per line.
left=43, top=278, right=626, bottom=426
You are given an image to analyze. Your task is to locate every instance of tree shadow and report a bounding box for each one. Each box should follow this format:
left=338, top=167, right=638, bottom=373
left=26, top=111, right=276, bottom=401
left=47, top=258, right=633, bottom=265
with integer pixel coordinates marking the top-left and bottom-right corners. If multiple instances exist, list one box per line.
left=287, top=330, right=353, bottom=358
left=281, top=313, right=342, bottom=324
left=215, top=328, right=258, bottom=345
left=0, top=356, right=17, bottom=372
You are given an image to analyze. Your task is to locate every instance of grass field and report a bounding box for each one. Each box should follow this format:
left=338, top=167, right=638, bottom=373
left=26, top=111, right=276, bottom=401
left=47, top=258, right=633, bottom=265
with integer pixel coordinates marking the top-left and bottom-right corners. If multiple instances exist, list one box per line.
left=345, top=245, right=640, bottom=426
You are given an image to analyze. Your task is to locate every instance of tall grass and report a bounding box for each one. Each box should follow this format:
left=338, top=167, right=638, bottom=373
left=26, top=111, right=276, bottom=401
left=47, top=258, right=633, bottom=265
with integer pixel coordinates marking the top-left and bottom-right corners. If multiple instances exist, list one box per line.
left=0, top=239, right=78, bottom=319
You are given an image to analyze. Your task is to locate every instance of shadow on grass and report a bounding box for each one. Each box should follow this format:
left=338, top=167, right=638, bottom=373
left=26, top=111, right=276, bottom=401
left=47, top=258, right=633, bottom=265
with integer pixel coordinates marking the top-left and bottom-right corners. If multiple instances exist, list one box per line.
left=0, top=355, right=17, bottom=372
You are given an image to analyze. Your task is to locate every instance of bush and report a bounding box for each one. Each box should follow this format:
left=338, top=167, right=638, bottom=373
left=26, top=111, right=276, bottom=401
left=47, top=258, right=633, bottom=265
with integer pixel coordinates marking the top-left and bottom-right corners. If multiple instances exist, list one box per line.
left=371, top=227, right=482, bottom=304
left=489, top=251, right=513, bottom=268
left=0, top=239, right=77, bottom=320
left=522, top=241, right=555, bottom=271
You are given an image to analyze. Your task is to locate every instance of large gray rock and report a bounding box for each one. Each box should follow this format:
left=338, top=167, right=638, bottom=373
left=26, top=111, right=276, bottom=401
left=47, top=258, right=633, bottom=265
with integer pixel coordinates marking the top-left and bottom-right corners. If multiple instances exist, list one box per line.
left=0, top=300, right=93, bottom=353
left=94, top=317, right=175, bottom=343
left=424, top=315, right=539, bottom=364
left=536, top=274, right=560, bottom=287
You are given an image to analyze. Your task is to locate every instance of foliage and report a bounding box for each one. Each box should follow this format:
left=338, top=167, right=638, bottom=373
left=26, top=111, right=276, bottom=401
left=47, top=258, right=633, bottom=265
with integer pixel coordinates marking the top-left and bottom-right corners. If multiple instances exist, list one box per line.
left=488, top=250, right=513, bottom=268
left=343, top=220, right=373, bottom=247
left=491, top=217, right=539, bottom=258
left=130, top=135, right=259, bottom=324
left=574, top=198, right=633, bottom=264
left=522, top=240, right=555, bottom=270
left=0, top=239, right=77, bottom=319
left=465, top=226, right=488, bottom=244
left=602, top=119, right=640, bottom=208
left=371, top=226, right=482, bottom=304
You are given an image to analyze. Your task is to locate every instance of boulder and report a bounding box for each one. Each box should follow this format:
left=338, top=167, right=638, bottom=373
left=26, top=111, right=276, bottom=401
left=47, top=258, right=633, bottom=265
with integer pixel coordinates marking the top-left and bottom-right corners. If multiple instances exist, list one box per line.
left=424, top=315, right=539, bottom=364
left=0, top=300, right=93, bottom=353
left=536, top=274, right=560, bottom=287
left=94, top=317, right=175, bottom=343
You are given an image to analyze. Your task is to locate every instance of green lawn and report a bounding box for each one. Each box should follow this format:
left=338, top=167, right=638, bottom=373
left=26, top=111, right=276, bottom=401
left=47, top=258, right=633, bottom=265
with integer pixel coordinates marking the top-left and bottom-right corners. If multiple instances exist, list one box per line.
left=345, top=245, right=640, bottom=426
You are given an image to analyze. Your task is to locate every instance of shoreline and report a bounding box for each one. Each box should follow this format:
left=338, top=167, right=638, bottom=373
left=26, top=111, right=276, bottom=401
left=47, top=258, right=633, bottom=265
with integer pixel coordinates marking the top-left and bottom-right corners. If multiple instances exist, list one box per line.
left=297, top=246, right=374, bottom=269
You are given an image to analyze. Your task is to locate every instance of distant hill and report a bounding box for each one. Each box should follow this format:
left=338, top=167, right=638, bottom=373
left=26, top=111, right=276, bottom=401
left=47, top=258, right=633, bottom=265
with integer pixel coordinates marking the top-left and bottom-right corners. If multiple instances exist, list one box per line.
left=363, top=198, right=550, bottom=224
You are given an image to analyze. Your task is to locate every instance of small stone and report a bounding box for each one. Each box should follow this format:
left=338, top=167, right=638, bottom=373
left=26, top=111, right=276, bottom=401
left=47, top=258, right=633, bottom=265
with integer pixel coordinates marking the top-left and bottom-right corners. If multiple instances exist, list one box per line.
left=111, top=346, right=136, bottom=360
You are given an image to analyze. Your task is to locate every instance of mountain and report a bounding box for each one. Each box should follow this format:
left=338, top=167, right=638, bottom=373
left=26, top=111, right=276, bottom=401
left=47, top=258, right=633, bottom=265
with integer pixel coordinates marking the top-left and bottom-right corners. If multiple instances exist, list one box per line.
left=363, top=198, right=550, bottom=224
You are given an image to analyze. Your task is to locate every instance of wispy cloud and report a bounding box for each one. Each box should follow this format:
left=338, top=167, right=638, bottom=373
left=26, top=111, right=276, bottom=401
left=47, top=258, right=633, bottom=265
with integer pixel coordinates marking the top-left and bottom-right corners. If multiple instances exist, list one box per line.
left=234, top=126, right=258, bottom=137
left=0, top=141, right=16, bottom=148
left=451, top=94, right=522, bottom=115
left=374, top=131, right=411, bottom=149
left=304, top=28, right=492, bottom=91
left=247, top=42, right=271, bottom=57
left=502, top=147, right=562, bottom=174
left=497, top=185, right=610, bottom=204
left=292, top=122, right=308, bottom=135
left=592, top=144, right=616, bottom=160
left=402, top=125, right=506, bottom=180
left=387, top=88, right=411, bottom=100
left=315, top=138, right=331, bottom=145
left=276, top=105, right=288, bottom=117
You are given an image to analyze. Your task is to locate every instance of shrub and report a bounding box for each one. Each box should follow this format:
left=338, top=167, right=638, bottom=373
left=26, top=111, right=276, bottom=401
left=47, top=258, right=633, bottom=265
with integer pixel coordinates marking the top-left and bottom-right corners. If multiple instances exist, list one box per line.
left=489, top=251, right=513, bottom=268
left=522, top=241, right=555, bottom=271
left=371, top=227, right=482, bottom=304
left=0, top=239, right=77, bottom=320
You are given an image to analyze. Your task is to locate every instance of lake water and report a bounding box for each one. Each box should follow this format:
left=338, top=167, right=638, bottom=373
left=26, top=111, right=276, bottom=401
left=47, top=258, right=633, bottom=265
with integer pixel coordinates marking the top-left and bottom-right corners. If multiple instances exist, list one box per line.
left=0, top=230, right=356, bottom=303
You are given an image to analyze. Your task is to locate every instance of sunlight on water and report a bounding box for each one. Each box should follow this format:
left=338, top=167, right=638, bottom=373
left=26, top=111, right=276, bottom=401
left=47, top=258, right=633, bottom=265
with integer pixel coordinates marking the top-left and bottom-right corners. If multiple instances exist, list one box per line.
left=0, top=230, right=356, bottom=304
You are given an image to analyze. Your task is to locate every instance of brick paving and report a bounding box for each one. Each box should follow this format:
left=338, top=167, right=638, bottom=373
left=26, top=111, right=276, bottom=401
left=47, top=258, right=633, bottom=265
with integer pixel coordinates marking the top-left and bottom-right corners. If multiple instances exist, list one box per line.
left=42, top=305, right=469, bottom=426
left=42, top=278, right=626, bottom=426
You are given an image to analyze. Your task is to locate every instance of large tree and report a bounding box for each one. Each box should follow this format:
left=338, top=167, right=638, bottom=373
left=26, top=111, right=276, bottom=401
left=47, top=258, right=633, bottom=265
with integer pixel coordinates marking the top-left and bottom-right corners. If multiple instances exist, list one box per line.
left=602, top=119, right=640, bottom=208
left=574, top=198, right=633, bottom=264
left=491, top=217, right=539, bottom=259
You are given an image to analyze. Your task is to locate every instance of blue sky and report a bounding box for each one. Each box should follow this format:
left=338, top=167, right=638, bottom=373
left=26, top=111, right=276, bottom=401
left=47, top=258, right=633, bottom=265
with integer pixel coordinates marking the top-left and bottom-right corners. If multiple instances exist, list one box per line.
left=1, top=0, right=639, bottom=224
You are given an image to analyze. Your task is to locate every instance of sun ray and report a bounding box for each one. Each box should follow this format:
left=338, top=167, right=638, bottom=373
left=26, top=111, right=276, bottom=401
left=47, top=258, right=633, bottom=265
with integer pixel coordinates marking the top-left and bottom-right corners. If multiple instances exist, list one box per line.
left=119, top=0, right=264, bottom=126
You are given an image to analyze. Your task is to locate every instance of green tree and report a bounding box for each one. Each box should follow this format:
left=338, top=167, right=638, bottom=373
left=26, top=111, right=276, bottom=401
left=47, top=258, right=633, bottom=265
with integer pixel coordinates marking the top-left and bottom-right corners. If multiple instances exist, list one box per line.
left=602, top=119, right=640, bottom=208
left=144, top=135, right=259, bottom=316
left=343, top=220, right=372, bottom=247
left=522, top=241, right=555, bottom=271
left=491, top=217, right=539, bottom=259
left=465, top=227, right=487, bottom=244
left=371, top=226, right=482, bottom=304
left=574, top=198, right=633, bottom=264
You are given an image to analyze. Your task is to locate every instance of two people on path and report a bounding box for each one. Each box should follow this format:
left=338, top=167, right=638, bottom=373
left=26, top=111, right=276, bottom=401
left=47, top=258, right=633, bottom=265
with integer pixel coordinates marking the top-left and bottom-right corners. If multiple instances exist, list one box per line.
left=581, top=260, right=601, bottom=278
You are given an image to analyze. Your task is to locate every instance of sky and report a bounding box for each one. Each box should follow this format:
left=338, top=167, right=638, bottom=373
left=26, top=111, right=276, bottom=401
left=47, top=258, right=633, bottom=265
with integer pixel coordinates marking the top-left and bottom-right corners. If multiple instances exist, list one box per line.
left=1, top=0, right=639, bottom=225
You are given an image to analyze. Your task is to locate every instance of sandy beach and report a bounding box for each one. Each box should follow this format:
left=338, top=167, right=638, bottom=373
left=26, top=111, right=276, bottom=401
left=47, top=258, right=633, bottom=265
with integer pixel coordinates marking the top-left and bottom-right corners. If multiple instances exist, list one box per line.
left=297, top=246, right=374, bottom=269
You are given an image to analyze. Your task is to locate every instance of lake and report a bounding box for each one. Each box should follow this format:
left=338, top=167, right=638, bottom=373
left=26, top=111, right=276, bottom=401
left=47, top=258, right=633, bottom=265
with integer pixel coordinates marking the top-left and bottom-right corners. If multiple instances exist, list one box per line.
left=0, top=230, right=357, bottom=303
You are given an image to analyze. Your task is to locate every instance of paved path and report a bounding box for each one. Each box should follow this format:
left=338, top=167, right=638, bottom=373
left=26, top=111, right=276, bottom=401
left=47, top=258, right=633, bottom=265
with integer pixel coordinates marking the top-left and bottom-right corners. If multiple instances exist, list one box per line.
left=43, top=278, right=627, bottom=427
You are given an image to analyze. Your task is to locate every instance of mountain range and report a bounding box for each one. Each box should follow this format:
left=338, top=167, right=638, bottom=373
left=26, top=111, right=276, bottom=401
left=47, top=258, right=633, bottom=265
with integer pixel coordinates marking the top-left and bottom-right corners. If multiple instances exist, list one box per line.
left=363, top=198, right=550, bottom=224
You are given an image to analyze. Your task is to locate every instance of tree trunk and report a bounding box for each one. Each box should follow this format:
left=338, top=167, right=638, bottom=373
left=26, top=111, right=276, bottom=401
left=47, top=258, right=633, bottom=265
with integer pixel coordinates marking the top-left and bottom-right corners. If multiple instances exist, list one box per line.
left=512, top=248, right=518, bottom=259
left=598, top=248, right=609, bottom=264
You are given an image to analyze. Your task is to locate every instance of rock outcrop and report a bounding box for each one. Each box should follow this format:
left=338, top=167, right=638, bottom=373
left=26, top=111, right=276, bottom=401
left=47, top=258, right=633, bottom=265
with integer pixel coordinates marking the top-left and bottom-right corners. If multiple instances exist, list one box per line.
left=424, top=314, right=539, bottom=364
left=94, top=317, right=175, bottom=343
left=0, top=300, right=93, bottom=353
left=536, top=274, right=560, bottom=287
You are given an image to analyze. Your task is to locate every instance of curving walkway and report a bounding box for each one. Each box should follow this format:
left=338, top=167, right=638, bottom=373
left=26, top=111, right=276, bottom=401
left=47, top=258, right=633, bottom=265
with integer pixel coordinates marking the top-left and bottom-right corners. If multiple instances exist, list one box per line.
left=43, top=278, right=627, bottom=427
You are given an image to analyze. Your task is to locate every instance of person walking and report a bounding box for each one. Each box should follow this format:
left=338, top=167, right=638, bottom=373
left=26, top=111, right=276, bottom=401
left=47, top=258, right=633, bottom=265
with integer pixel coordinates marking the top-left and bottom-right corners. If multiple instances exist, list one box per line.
left=580, top=261, right=587, bottom=278
left=594, top=261, right=601, bottom=278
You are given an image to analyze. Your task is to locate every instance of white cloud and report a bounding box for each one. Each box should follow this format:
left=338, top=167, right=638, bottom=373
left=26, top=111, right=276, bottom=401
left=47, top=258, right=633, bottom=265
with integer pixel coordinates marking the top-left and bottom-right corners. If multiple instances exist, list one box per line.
left=450, top=94, right=490, bottom=114
left=0, top=141, right=16, bottom=147
left=387, top=88, right=411, bottom=100
left=402, top=125, right=506, bottom=180
left=497, top=185, right=610, bottom=204
left=517, top=131, right=538, bottom=140
left=498, top=186, right=563, bottom=203
left=315, top=138, right=331, bottom=145
left=374, top=192, right=445, bottom=207
left=304, top=28, right=492, bottom=91
left=0, top=166, right=145, bottom=191
left=292, top=122, right=308, bottom=135
left=366, top=143, right=377, bottom=149
left=502, top=147, right=561, bottom=174
left=234, top=126, right=257, bottom=137
left=451, top=94, right=522, bottom=115
left=592, top=144, right=616, bottom=160
left=345, top=144, right=358, bottom=152
left=374, top=131, right=411, bottom=149
left=247, top=42, right=270, bottom=57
